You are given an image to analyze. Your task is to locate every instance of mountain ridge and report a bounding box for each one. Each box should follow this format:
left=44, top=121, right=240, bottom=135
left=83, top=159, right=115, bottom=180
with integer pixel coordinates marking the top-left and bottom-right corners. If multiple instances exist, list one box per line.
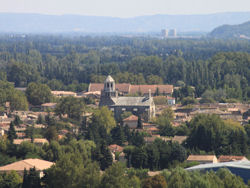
left=0, top=12, right=250, bottom=33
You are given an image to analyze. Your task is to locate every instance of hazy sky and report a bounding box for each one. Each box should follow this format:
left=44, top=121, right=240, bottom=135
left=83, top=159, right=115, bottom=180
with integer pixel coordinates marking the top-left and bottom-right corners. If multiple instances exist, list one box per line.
left=1, top=0, right=250, bottom=17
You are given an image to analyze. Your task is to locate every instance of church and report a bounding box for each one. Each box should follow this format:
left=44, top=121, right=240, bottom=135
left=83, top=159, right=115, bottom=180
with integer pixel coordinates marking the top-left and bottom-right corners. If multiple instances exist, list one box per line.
left=99, top=75, right=155, bottom=121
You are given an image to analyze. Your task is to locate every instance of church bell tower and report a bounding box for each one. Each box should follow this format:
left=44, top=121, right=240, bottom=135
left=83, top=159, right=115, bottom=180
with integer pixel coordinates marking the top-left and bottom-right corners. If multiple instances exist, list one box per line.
left=103, top=75, right=116, bottom=97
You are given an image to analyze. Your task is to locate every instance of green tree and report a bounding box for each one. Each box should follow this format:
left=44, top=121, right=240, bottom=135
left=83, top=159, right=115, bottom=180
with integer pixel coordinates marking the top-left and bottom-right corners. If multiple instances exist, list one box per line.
left=8, top=121, right=17, bottom=143
left=91, top=107, right=116, bottom=133
left=101, top=163, right=137, bottom=188
left=22, top=167, right=42, bottom=188
left=26, top=82, right=52, bottom=105
left=142, top=175, right=167, bottom=188
left=0, top=171, right=22, bottom=188
left=55, top=96, right=85, bottom=120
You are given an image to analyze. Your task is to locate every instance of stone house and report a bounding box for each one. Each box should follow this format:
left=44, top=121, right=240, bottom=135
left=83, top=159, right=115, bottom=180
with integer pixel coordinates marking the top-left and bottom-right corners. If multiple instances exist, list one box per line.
left=187, top=155, right=218, bottom=164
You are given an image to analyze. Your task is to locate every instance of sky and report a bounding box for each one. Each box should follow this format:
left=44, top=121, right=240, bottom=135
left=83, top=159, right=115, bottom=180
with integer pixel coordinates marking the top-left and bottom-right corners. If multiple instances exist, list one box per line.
left=0, top=0, right=250, bottom=18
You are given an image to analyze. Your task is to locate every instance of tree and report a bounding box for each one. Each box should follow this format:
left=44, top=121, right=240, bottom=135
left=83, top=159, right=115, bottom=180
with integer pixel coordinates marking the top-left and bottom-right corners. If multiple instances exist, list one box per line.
left=14, top=115, right=22, bottom=126
left=8, top=121, right=17, bottom=143
left=99, top=142, right=113, bottom=170
left=26, top=82, right=52, bottom=105
left=101, top=163, right=136, bottom=188
left=45, top=126, right=58, bottom=142
left=55, top=96, right=85, bottom=120
left=22, top=167, right=42, bottom=188
left=111, top=126, right=126, bottom=145
left=137, top=115, right=142, bottom=129
left=187, top=114, right=248, bottom=155
left=143, top=175, right=167, bottom=188
left=0, top=171, right=22, bottom=188
left=91, top=107, right=116, bottom=133
left=43, top=153, right=101, bottom=188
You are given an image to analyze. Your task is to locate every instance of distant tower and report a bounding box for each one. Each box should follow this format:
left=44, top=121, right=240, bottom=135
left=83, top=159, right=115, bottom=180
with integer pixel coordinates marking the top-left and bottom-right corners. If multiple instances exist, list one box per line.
left=103, top=75, right=116, bottom=97
left=161, top=29, right=168, bottom=38
left=169, top=29, right=177, bottom=37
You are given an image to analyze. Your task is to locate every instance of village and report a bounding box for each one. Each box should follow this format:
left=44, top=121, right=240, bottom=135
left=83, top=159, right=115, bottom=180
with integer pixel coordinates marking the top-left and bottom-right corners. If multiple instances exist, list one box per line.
left=0, top=76, right=249, bottom=183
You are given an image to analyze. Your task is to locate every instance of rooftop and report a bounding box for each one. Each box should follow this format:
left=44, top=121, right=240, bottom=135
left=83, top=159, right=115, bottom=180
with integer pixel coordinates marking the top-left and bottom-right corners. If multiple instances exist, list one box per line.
left=123, top=115, right=138, bottom=121
left=187, top=155, right=217, bottom=161
left=0, top=158, right=54, bottom=171
left=218, top=155, right=248, bottom=162
left=111, top=96, right=152, bottom=106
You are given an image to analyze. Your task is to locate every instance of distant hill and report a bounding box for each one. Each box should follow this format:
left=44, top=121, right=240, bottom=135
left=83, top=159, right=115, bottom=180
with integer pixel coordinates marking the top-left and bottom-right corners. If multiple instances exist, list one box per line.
left=0, top=12, right=250, bottom=33
left=209, top=21, right=250, bottom=38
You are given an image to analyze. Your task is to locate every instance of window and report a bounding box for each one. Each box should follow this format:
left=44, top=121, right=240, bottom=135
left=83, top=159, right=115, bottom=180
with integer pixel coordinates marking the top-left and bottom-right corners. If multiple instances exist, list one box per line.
left=110, top=108, right=114, bottom=111
left=122, top=108, right=126, bottom=111
left=133, top=108, right=138, bottom=111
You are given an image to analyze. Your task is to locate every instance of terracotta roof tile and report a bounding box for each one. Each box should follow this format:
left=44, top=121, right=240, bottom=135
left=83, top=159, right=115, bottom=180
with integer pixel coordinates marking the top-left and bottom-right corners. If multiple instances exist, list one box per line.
left=108, top=144, right=123, bottom=153
left=89, top=83, right=173, bottom=95
left=218, top=156, right=248, bottom=162
left=89, top=83, right=131, bottom=93
left=187, top=155, right=216, bottom=161
left=0, top=159, right=54, bottom=171
left=130, top=85, right=173, bottom=95
left=123, top=115, right=138, bottom=121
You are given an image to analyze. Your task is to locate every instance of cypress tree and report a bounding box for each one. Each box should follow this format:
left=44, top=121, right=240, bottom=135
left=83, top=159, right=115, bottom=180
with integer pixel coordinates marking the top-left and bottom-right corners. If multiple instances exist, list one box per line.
left=8, top=121, right=17, bottom=143
left=137, top=115, right=142, bottom=129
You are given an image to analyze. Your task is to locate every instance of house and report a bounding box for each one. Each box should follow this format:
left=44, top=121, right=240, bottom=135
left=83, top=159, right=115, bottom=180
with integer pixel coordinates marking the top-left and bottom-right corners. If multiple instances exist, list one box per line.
left=99, top=76, right=155, bottom=121
left=108, top=144, right=123, bottom=153
left=81, top=91, right=101, bottom=99
left=13, top=138, right=49, bottom=146
left=41, top=103, right=57, bottom=111
left=166, top=96, right=176, bottom=105
left=123, top=115, right=138, bottom=129
left=187, top=155, right=218, bottom=164
left=0, top=158, right=54, bottom=177
left=172, top=136, right=188, bottom=144
left=218, top=156, right=248, bottom=163
left=51, top=91, right=77, bottom=97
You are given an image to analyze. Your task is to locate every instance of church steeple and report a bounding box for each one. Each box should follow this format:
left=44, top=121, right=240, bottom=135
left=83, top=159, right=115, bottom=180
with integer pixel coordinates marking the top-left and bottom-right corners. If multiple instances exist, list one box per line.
left=103, top=75, right=116, bottom=97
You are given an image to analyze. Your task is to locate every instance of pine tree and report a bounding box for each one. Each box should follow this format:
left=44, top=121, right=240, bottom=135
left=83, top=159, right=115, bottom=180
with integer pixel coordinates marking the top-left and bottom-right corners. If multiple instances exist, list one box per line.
left=100, top=142, right=113, bottom=170
left=137, top=115, right=142, bottom=129
left=22, top=167, right=41, bottom=188
left=8, top=121, right=17, bottom=142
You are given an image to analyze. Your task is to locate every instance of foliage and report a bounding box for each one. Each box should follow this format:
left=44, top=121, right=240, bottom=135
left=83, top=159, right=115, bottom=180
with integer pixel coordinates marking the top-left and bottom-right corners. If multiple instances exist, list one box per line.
left=7, top=121, right=17, bottom=143
left=91, top=107, right=116, bottom=134
left=0, top=171, right=22, bottom=188
left=186, top=114, right=248, bottom=155
left=55, top=96, right=85, bottom=120
left=22, top=167, right=41, bottom=188
left=26, top=82, right=52, bottom=106
left=142, top=175, right=167, bottom=188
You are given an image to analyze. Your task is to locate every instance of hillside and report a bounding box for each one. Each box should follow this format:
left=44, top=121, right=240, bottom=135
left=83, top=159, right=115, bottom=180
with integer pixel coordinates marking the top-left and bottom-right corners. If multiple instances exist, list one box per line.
left=209, top=21, right=250, bottom=38
left=0, top=12, right=250, bottom=33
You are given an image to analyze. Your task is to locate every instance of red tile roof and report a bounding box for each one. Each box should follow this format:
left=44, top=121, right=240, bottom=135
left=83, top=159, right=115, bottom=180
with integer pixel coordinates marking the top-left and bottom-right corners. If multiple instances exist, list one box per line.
left=108, top=144, right=123, bottom=153
left=130, top=85, right=173, bottom=95
left=88, top=83, right=173, bottom=95
left=89, top=83, right=131, bottom=93
left=123, top=115, right=138, bottom=121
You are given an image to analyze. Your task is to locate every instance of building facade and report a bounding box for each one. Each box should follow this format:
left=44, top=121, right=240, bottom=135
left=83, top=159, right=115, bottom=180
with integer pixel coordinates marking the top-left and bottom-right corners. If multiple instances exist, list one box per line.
left=99, top=76, right=155, bottom=121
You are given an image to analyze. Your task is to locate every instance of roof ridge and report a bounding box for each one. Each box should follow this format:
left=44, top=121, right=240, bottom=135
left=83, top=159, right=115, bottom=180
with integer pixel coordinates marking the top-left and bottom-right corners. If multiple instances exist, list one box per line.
left=22, top=159, right=36, bottom=169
